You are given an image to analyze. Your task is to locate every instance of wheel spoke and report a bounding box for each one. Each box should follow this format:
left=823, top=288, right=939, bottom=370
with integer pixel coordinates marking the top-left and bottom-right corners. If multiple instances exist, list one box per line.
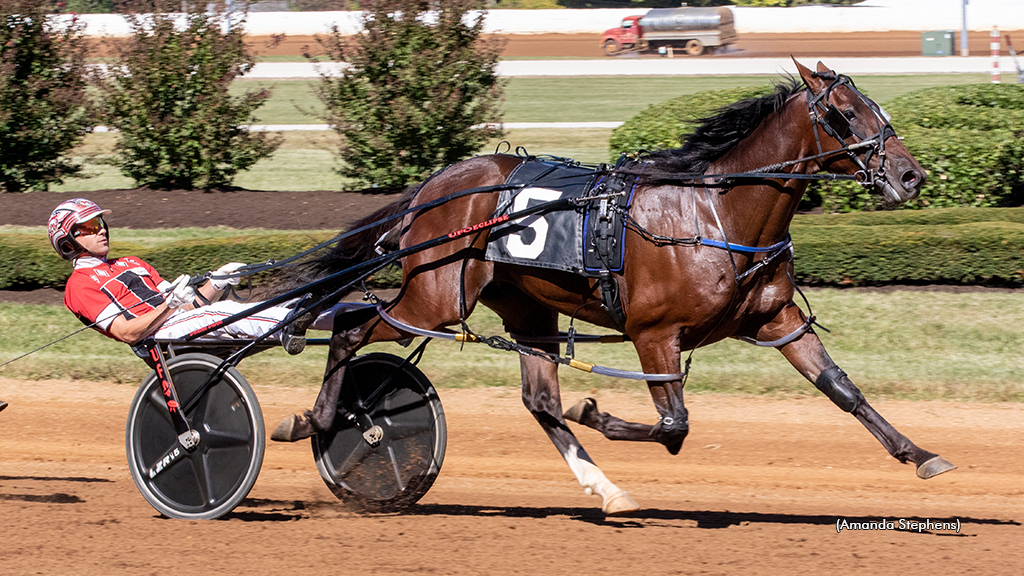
left=201, top=428, right=252, bottom=449
left=188, top=381, right=213, bottom=425
left=375, top=393, right=428, bottom=416
left=189, top=450, right=214, bottom=507
left=383, top=418, right=433, bottom=442
left=139, top=438, right=182, bottom=473
left=386, top=445, right=408, bottom=492
left=328, top=438, right=373, bottom=480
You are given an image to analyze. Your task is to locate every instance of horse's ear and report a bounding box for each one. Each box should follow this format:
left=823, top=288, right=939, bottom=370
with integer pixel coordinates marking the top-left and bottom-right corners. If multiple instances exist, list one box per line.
left=815, top=61, right=832, bottom=74
left=792, top=57, right=825, bottom=94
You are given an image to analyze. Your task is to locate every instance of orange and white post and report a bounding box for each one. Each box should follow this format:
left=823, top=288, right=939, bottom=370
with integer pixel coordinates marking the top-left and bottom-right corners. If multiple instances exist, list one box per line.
left=992, top=27, right=1001, bottom=83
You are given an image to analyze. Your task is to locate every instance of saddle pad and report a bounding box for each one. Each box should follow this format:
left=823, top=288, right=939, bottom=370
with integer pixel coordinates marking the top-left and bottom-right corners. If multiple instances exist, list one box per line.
left=485, top=158, right=638, bottom=276
left=485, top=159, right=598, bottom=274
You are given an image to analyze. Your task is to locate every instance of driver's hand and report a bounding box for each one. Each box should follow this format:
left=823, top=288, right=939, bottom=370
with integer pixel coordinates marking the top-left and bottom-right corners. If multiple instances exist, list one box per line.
left=165, top=274, right=196, bottom=309
left=211, top=262, right=246, bottom=290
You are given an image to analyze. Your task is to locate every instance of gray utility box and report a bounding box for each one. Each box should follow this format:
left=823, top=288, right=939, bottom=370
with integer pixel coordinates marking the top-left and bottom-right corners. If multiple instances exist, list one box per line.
left=922, top=31, right=956, bottom=56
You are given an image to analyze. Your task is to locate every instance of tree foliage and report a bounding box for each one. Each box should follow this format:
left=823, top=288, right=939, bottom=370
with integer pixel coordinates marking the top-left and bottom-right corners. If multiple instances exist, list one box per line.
left=94, top=0, right=280, bottom=189
left=0, top=0, right=91, bottom=192
left=311, top=0, right=505, bottom=191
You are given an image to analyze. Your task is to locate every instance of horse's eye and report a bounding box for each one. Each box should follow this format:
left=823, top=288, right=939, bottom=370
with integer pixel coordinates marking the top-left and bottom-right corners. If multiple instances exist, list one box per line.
left=843, top=110, right=856, bottom=120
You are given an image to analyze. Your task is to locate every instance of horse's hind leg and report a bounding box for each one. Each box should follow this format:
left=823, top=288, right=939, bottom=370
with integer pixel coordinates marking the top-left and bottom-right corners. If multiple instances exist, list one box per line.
left=564, top=327, right=690, bottom=455
left=484, top=285, right=640, bottom=515
left=271, top=309, right=387, bottom=442
left=766, top=306, right=956, bottom=479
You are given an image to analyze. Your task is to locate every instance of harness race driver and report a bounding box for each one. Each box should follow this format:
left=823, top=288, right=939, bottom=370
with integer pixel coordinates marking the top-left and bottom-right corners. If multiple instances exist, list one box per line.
left=48, top=198, right=313, bottom=355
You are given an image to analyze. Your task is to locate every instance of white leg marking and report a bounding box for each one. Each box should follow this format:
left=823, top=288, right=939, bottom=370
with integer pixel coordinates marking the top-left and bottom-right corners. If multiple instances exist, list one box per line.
left=564, top=444, right=615, bottom=498
left=563, top=445, right=640, bottom=515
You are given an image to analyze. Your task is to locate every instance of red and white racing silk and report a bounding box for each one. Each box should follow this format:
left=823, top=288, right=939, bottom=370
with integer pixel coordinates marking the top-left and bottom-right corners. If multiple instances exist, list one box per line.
left=64, top=255, right=170, bottom=335
left=64, top=255, right=293, bottom=342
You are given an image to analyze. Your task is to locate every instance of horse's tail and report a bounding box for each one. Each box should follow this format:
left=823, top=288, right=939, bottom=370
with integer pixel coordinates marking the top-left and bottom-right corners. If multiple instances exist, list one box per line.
left=264, top=186, right=418, bottom=299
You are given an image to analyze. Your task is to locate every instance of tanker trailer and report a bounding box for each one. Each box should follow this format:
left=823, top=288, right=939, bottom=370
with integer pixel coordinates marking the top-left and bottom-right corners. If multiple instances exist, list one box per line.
left=600, top=6, right=737, bottom=56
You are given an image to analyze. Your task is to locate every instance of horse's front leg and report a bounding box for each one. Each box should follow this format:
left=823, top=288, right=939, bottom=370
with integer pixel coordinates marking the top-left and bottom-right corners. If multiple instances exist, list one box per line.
left=764, top=304, right=956, bottom=479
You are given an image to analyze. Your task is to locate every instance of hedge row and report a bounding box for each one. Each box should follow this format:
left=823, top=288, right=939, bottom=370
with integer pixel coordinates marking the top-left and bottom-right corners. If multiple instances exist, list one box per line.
left=609, top=83, right=1024, bottom=212
left=789, top=208, right=1024, bottom=285
left=791, top=221, right=1024, bottom=286
left=812, top=125, right=1024, bottom=212
left=4, top=209, right=1024, bottom=289
left=0, top=232, right=398, bottom=291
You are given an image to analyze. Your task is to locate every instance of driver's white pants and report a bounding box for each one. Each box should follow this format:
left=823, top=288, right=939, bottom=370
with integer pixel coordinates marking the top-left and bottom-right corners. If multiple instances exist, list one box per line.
left=154, top=300, right=292, bottom=341
left=153, top=300, right=370, bottom=342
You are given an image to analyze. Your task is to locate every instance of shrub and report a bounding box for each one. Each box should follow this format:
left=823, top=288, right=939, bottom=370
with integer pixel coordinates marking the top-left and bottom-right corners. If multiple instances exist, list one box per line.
left=0, top=0, right=91, bottom=192
left=62, top=0, right=116, bottom=13
left=613, top=82, right=1024, bottom=212
left=310, top=0, right=505, bottom=191
left=608, top=85, right=773, bottom=157
left=885, top=83, right=1024, bottom=131
left=814, top=125, right=1024, bottom=212
left=813, top=84, right=1024, bottom=211
left=94, top=0, right=281, bottom=190
left=791, top=220, right=1024, bottom=286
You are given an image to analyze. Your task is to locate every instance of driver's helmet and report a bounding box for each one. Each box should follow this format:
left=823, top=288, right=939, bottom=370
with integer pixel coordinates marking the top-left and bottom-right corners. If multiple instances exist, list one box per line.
left=48, top=198, right=111, bottom=260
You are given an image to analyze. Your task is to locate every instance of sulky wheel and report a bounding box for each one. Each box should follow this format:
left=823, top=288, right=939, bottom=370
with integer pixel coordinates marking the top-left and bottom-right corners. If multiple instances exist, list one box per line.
left=312, top=352, right=446, bottom=513
left=126, top=353, right=265, bottom=520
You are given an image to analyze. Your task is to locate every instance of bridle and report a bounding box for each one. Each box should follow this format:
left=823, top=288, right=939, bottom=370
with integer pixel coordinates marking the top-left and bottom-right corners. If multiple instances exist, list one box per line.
left=804, top=70, right=899, bottom=196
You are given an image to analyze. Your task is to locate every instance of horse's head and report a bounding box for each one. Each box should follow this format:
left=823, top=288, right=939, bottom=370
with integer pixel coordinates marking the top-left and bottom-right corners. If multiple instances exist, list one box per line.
left=794, top=58, right=925, bottom=205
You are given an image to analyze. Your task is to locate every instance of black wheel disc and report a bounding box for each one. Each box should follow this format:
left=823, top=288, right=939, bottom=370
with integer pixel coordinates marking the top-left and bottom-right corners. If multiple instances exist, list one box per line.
left=312, top=352, right=446, bottom=512
left=126, top=353, right=264, bottom=520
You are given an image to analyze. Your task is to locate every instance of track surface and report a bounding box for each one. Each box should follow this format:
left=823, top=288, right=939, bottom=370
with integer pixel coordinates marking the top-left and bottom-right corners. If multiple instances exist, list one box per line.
left=255, top=31, right=1024, bottom=59
left=1, top=379, right=1021, bottom=574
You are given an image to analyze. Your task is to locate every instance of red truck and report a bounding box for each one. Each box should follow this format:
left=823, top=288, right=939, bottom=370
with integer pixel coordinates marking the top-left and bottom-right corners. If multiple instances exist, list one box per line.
left=601, top=6, right=737, bottom=57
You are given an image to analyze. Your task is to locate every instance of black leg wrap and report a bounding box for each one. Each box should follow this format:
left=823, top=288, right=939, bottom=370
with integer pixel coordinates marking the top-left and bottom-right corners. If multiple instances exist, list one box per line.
left=653, top=413, right=689, bottom=455
left=814, top=366, right=863, bottom=413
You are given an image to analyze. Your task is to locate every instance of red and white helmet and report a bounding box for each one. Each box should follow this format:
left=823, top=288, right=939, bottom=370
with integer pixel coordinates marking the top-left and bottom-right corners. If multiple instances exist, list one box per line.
left=48, top=198, right=112, bottom=260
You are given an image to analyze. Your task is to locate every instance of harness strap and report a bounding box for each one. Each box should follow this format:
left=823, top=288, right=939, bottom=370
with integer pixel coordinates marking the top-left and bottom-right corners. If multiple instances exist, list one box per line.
left=374, top=304, right=684, bottom=382
left=738, top=314, right=815, bottom=348
left=699, top=236, right=791, bottom=254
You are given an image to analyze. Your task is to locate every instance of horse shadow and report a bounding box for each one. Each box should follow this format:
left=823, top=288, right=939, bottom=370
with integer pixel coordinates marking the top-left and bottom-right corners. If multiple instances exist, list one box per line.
left=0, top=474, right=112, bottom=505
left=406, top=504, right=1019, bottom=533
left=216, top=498, right=1019, bottom=533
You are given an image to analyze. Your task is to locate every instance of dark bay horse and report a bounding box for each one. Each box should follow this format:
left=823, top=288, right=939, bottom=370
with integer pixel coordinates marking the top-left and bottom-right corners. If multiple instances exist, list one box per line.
left=271, top=59, right=955, bottom=515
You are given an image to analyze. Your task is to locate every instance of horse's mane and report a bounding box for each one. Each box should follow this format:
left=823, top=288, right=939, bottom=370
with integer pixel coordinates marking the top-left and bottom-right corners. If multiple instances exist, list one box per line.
left=638, top=78, right=804, bottom=182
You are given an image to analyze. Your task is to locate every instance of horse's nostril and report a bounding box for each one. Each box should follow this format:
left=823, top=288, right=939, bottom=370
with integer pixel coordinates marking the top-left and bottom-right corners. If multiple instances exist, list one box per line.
left=901, top=170, right=920, bottom=188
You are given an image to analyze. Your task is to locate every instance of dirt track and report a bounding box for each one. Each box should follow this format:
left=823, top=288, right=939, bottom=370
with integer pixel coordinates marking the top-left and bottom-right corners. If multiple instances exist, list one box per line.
left=252, top=30, right=1024, bottom=59
left=1, top=379, right=1021, bottom=574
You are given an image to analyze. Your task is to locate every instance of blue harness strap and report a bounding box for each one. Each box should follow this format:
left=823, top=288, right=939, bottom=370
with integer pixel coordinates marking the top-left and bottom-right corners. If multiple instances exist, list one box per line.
left=699, top=236, right=792, bottom=253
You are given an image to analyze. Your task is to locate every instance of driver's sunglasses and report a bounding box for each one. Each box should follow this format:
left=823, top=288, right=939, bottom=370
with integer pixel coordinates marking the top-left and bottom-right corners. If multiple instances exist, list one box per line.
left=72, top=216, right=106, bottom=238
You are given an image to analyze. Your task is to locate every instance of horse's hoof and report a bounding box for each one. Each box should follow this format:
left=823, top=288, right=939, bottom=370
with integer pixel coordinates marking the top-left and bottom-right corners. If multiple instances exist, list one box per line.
left=0, top=400, right=7, bottom=413
left=602, top=490, right=640, bottom=516
left=916, top=455, right=957, bottom=479
left=270, top=413, right=315, bottom=442
left=564, top=398, right=597, bottom=424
